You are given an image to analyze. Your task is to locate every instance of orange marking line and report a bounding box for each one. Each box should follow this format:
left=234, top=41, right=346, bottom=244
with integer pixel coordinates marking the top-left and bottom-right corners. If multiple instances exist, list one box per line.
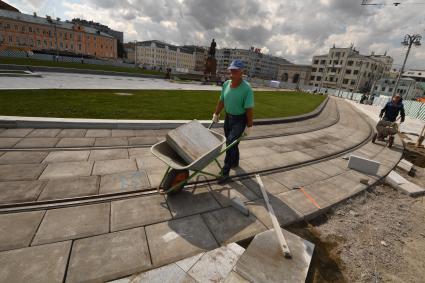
left=299, top=187, right=321, bottom=209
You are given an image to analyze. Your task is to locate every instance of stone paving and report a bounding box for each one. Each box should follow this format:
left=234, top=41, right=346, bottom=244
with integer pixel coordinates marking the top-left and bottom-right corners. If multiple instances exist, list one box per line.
left=0, top=98, right=405, bottom=282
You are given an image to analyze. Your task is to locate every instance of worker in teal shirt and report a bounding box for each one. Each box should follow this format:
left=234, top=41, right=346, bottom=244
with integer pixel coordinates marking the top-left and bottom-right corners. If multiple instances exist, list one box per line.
left=212, top=59, right=254, bottom=183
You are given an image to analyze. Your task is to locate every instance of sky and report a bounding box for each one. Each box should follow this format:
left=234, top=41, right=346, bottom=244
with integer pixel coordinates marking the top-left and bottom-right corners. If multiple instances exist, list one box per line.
left=5, top=0, right=425, bottom=69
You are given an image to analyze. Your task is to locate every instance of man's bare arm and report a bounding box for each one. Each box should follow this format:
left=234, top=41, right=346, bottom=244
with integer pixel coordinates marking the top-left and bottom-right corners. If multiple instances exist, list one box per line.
left=246, top=108, right=253, bottom=127
left=215, top=100, right=224, bottom=115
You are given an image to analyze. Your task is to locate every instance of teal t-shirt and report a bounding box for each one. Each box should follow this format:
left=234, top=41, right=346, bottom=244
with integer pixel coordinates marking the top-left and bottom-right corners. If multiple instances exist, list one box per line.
left=219, top=80, right=254, bottom=115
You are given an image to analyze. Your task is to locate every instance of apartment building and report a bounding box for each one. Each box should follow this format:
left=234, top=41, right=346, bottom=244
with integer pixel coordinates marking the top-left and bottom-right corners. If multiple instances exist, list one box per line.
left=135, top=40, right=196, bottom=72
left=216, top=47, right=291, bottom=80
left=0, top=8, right=117, bottom=59
left=310, top=46, right=393, bottom=92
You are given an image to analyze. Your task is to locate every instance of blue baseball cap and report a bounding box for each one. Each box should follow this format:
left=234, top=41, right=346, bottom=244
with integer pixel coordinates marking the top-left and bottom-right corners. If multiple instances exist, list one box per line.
left=227, top=59, right=244, bottom=70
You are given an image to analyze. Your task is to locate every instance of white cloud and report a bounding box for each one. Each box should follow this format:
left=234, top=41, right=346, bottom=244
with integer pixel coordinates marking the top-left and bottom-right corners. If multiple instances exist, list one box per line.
left=7, top=0, right=425, bottom=69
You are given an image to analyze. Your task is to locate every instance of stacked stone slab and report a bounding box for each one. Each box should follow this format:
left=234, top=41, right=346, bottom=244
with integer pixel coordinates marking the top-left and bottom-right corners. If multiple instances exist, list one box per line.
left=166, top=120, right=222, bottom=164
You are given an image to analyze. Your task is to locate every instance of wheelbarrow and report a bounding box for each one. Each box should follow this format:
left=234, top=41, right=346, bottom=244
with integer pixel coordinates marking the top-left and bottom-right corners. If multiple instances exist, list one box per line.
left=150, top=122, right=242, bottom=194
left=372, top=117, right=400, bottom=148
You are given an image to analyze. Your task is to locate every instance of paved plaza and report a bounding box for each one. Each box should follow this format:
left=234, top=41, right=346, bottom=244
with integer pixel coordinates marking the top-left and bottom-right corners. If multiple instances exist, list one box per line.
left=0, top=97, right=404, bottom=282
left=0, top=72, right=221, bottom=90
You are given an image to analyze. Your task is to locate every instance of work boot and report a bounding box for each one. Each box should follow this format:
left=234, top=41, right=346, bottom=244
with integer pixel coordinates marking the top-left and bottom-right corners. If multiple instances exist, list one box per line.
left=217, top=174, right=231, bottom=185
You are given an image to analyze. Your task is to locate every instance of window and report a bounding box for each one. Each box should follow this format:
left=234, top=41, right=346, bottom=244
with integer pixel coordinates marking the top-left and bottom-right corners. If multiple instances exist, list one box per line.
left=319, top=68, right=323, bottom=72
left=314, top=60, right=319, bottom=64
left=310, top=76, right=315, bottom=81
left=37, top=40, right=40, bottom=46
left=29, top=26, right=32, bottom=32
left=345, top=69, right=352, bottom=75
left=375, top=86, right=378, bottom=90
left=320, top=60, right=326, bottom=64
left=78, top=44, right=81, bottom=50
left=343, top=79, right=349, bottom=84
left=389, top=88, right=393, bottom=92
left=347, top=61, right=354, bottom=66
left=8, top=35, right=12, bottom=42
left=316, top=76, right=321, bottom=81
left=381, top=87, right=385, bottom=91
left=353, top=70, right=359, bottom=75
left=350, top=80, right=356, bottom=85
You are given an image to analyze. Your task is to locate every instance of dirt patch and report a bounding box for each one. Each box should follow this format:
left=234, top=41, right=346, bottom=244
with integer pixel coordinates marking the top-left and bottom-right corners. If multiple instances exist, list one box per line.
left=288, top=148, right=425, bottom=283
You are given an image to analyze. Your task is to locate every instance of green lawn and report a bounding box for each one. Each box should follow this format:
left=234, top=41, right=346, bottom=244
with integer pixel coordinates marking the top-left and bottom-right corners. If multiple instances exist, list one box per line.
left=0, top=89, right=326, bottom=120
left=0, top=57, right=162, bottom=76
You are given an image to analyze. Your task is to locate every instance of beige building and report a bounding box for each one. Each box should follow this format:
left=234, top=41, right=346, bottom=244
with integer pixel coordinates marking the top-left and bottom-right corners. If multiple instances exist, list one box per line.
left=277, top=64, right=312, bottom=85
left=310, top=46, right=393, bottom=92
left=135, top=40, right=196, bottom=72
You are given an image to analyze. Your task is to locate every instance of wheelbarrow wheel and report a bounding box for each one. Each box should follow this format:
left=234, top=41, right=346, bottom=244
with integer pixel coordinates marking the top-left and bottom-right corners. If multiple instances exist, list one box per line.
left=160, top=169, right=189, bottom=194
left=388, top=136, right=394, bottom=148
left=372, top=133, right=377, bottom=144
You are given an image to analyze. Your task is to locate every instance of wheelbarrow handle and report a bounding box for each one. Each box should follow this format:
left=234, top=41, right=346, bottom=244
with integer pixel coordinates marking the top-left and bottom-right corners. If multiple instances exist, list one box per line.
left=208, top=120, right=215, bottom=129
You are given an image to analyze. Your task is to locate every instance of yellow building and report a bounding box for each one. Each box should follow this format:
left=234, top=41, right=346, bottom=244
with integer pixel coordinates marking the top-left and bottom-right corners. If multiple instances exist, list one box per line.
left=0, top=9, right=117, bottom=59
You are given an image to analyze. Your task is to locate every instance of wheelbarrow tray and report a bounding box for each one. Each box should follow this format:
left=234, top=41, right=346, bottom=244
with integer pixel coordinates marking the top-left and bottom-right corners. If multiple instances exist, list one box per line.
left=151, top=130, right=226, bottom=171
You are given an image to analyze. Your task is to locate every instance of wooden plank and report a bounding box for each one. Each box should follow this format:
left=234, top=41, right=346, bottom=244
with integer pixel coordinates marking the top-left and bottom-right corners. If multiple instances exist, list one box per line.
left=255, top=174, right=291, bottom=258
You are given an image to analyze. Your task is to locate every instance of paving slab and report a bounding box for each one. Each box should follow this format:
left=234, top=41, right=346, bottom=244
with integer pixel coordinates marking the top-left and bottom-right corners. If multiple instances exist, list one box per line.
left=275, top=189, right=329, bottom=220
left=129, top=136, right=160, bottom=145
left=0, top=137, right=21, bottom=148
left=235, top=229, right=314, bottom=283
left=117, top=263, right=197, bottom=283
left=0, top=128, right=32, bottom=137
left=0, top=211, right=45, bottom=251
left=224, top=271, right=250, bottom=283
left=27, top=129, right=61, bottom=138
left=128, top=147, right=152, bottom=157
left=0, top=241, right=71, bottom=283
left=166, top=186, right=221, bottom=218
left=100, top=170, right=150, bottom=194
left=93, top=159, right=137, bottom=175
left=14, top=138, right=60, bottom=148
left=0, top=151, right=48, bottom=164
left=38, top=176, right=99, bottom=200
left=238, top=175, right=288, bottom=196
left=146, top=169, right=165, bottom=188
left=112, top=129, right=135, bottom=137
left=303, top=180, right=351, bottom=207
left=0, top=180, right=45, bottom=204
left=310, top=160, right=347, bottom=176
left=56, top=129, right=87, bottom=138
left=202, top=207, right=267, bottom=244
left=0, top=164, right=46, bottom=181
left=89, top=148, right=129, bottom=161
left=66, top=227, right=151, bottom=283
left=136, top=155, right=168, bottom=170
left=43, top=150, right=90, bottom=163
left=55, top=137, right=95, bottom=147
left=146, top=215, right=218, bottom=267
left=175, top=252, right=205, bottom=272
left=111, top=194, right=171, bottom=231
left=32, top=203, right=110, bottom=245
left=39, top=161, right=93, bottom=179
left=245, top=198, right=303, bottom=228
left=85, top=129, right=112, bottom=137
left=209, top=182, right=258, bottom=207
left=271, top=167, right=329, bottom=189
left=95, top=137, right=128, bottom=147
left=188, top=243, right=245, bottom=283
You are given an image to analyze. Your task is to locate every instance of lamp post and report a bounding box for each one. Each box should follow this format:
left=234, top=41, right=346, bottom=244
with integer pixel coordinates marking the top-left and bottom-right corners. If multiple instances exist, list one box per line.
left=392, top=34, right=422, bottom=98
left=134, top=40, right=137, bottom=67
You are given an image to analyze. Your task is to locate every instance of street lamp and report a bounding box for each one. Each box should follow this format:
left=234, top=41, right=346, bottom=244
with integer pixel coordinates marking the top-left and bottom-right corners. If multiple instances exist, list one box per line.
left=392, top=34, right=422, bottom=98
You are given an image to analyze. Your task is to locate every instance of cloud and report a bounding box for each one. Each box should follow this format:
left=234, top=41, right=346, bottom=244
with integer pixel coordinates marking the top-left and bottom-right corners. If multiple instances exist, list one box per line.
left=7, top=0, right=425, bottom=69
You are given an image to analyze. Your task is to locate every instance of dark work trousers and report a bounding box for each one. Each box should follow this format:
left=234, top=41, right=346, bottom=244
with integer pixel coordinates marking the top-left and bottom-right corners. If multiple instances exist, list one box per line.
left=223, top=114, right=247, bottom=176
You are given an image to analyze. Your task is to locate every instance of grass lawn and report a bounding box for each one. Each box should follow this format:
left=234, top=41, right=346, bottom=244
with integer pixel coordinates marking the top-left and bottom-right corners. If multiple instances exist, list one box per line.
left=0, top=89, right=326, bottom=120
left=0, top=57, right=162, bottom=76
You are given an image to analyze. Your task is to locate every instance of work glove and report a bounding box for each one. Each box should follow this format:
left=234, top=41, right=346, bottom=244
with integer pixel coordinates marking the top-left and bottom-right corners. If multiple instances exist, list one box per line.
left=244, top=126, right=253, bottom=136
left=212, top=113, right=220, bottom=123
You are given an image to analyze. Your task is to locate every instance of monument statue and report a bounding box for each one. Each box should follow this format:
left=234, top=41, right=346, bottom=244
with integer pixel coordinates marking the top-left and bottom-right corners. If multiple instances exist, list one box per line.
left=204, top=39, right=217, bottom=84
